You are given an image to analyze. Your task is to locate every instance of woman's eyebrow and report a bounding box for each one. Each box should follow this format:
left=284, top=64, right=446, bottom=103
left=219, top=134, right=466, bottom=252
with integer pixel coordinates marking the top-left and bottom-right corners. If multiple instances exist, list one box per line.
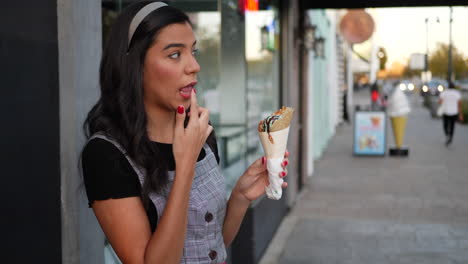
left=163, top=43, right=185, bottom=50
left=162, top=40, right=197, bottom=51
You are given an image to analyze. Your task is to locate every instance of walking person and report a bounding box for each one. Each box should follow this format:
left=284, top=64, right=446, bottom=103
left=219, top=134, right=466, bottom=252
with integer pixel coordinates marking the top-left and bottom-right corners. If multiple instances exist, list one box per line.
left=439, top=81, right=464, bottom=146
left=80, top=2, right=289, bottom=263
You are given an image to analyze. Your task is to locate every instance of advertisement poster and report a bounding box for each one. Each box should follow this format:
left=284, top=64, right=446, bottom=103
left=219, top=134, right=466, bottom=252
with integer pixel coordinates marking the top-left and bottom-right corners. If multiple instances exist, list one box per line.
left=353, top=111, right=386, bottom=156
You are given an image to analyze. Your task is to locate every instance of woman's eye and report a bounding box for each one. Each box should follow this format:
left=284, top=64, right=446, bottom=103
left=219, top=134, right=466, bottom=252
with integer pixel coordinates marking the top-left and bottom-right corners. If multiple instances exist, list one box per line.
left=169, top=52, right=180, bottom=59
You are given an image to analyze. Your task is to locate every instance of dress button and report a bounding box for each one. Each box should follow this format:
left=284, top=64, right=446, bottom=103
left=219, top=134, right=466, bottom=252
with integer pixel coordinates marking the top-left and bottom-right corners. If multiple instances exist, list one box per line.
left=209, top=250, right=217, bottom=260
left=205, top=212, right=213, bottom=222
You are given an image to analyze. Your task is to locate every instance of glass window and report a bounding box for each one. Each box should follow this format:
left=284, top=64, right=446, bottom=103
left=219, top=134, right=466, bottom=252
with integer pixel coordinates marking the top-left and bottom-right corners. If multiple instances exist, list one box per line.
left=245, top=1, right=281, bottom=162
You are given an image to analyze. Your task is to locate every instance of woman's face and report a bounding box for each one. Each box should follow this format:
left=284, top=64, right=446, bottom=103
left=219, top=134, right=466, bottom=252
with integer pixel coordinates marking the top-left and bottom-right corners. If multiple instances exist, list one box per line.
left=143, top=21, right=200, bottom=113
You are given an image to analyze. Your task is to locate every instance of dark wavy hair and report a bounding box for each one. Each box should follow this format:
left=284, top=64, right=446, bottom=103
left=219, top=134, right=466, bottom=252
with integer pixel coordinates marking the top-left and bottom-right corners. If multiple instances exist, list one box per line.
left=83, top=1, right=217, bottom=209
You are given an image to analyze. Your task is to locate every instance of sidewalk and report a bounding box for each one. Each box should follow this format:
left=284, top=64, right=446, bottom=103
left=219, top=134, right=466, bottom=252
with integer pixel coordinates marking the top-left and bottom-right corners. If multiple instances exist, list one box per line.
left=259, top=91, right=468, bottom=264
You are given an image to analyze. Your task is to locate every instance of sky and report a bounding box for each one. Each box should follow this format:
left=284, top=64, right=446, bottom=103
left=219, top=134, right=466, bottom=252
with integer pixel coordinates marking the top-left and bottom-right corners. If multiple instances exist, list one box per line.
left=370, top=6, right=468, bottom=67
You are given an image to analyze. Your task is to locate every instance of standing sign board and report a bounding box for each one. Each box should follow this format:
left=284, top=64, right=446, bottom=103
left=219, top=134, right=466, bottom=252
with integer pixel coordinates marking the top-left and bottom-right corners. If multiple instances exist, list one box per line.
left=353, top=111, right=386, bottom=156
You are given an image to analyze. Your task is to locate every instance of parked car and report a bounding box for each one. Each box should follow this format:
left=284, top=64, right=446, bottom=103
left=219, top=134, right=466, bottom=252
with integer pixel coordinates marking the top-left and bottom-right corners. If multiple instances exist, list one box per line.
left=455, top=79, right=468, bottom=91
left=420, top=79, right=448, bottom=97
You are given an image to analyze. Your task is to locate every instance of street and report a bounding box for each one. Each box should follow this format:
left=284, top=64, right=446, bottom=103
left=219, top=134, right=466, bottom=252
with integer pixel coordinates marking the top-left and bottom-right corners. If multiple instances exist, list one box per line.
left=260, top=88, right=468, bottom=264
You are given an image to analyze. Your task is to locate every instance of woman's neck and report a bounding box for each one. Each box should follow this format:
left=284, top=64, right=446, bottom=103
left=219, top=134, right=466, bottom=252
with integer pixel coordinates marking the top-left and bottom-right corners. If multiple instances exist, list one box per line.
left=145, top=105, right=176, bottom=144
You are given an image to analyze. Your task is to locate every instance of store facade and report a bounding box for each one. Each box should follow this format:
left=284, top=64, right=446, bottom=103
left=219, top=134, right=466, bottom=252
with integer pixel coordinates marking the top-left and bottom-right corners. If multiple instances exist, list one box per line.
left=86, top=0, right=300, bottom=263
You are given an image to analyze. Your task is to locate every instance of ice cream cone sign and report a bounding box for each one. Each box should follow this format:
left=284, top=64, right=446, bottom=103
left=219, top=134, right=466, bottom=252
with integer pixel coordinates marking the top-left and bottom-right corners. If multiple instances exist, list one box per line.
left=387, top=88, right=410, bottom=150
left=258, top=107, right=294, bottom=200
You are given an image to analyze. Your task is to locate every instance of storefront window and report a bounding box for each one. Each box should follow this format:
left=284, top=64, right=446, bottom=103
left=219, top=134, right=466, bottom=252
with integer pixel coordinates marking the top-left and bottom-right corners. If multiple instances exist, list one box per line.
left=245, top=1, right=281, bottom=162
left=213, top=0, right=281, bottom=194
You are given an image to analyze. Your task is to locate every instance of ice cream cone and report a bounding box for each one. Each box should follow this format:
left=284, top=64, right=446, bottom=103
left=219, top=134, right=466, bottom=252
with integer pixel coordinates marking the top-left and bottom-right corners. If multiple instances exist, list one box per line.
left=390, top=115, right=407, bottom=148
left=258, top=126, right=290, bottom=200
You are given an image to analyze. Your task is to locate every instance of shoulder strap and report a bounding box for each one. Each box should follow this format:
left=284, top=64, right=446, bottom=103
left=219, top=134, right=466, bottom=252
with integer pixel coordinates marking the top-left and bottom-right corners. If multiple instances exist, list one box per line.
left=88, top=133, right=146, bottom=185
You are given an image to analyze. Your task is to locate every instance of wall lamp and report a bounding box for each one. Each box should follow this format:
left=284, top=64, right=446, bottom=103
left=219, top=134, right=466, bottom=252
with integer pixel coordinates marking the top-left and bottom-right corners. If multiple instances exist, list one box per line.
left=314, top=36, right=325, bottom=59
left=304, top=24, right=326, bottom=59
left=304, top=24, right=317, bottom=50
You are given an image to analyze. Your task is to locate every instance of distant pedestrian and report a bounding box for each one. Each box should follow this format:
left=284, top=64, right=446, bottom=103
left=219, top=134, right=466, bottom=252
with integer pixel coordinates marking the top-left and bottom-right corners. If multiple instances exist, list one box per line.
left=438, top=81, right=464, bottom=145
left=79, top=1, right=289, bottom=263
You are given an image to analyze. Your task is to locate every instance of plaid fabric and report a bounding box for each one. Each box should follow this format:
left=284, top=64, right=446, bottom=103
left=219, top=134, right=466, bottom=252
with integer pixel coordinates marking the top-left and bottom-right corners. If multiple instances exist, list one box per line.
left=89, top=134, right=227, bottom=263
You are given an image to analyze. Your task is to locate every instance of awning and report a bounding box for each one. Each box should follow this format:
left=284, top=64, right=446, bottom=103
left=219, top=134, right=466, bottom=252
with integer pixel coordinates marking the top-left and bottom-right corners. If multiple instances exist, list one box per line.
left=301, top=0, right=468, bottom=9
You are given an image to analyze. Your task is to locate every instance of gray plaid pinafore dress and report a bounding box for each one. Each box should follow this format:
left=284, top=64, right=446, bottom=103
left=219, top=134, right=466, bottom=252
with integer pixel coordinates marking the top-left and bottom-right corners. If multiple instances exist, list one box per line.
left=89, top=134, right=227, bottom=264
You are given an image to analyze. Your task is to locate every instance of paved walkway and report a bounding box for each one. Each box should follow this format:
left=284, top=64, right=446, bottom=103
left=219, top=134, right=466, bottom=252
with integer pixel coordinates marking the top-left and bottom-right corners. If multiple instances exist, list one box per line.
left=259, top=89, right=468, bottom=264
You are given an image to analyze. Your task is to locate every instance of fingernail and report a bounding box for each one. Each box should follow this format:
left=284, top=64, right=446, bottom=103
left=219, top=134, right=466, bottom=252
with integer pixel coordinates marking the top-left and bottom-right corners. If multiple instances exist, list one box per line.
left=193, top=88, right=197, bottom=94
left=280, top=171, right=286, bottom=177
left=286, top=150, right=290, bottom=156
left=283, top=160, right=289, bottom=167
left=262, top=156, right=266, bottom=164
left=177, top=105, right=184, bottom=114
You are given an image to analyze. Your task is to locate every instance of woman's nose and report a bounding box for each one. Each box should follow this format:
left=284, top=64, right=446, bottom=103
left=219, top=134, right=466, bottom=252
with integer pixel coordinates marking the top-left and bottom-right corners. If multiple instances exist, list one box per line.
left=185, top=55, right=200, bottom=75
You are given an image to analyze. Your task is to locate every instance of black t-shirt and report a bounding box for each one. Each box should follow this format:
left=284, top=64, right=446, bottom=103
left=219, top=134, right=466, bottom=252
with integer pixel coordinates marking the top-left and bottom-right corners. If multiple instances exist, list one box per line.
left=81, top=137, right=220, bottom=232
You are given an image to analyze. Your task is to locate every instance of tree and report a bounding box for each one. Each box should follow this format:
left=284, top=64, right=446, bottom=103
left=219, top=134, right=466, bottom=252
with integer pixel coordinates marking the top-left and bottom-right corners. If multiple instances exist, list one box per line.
left=402, top=59, right=423, bottom=78
left=429, top=43, right=468, bottom=79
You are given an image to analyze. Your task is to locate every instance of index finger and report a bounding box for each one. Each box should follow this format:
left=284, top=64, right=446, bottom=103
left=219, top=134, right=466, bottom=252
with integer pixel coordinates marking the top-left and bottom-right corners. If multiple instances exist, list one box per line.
left=189, top=89, right=199, bottom=121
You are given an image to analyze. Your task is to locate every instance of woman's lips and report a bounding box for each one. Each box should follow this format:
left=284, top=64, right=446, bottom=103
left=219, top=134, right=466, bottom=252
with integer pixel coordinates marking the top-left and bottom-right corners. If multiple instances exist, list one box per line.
left=179, top=86, right=194, bottom=99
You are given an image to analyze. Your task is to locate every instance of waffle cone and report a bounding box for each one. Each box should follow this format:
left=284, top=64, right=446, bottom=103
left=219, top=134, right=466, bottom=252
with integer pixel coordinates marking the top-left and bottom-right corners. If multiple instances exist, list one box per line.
left=258, top=107, right=294, bottom=132
left=390, top=115, right=407, bottom=148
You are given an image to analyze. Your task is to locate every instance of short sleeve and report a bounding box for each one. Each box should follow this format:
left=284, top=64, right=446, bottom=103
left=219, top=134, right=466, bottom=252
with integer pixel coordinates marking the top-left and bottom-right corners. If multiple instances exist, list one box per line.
left=211, top=138, right=220, bottom=165
left=81, top=138, right=141, bottom=207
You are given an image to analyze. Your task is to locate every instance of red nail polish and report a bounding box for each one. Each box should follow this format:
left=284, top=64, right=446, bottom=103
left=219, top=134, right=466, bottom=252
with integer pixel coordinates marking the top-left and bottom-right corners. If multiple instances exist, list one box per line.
left=193, top=88, right=197, bottom=94
left=283, top=160, right=289, bottom=166
left=262, top=156, right=266, bottom=164
left=281, top=171, right=286, bottom=177
left=177, top=105, right=184, bottom=114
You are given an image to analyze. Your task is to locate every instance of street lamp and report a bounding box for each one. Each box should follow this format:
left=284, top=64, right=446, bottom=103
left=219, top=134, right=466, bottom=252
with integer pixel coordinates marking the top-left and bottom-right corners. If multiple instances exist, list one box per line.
left=447, top=6, right=453, bottom=84
left=424, top=16, right=439, bottom=73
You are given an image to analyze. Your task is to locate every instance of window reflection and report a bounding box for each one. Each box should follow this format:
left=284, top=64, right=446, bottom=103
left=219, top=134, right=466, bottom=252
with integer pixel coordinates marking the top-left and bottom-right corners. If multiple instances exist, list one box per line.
left=186, top=12, right=221, bottom=125
left=245, top=4, right=281, bottom=159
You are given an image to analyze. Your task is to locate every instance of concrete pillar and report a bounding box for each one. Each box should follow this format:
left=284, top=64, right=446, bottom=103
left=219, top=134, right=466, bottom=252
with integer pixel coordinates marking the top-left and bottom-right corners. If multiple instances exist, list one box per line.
left=57, top=0, right=104, bottom=263
left=281, top=0, right=300, bottom=208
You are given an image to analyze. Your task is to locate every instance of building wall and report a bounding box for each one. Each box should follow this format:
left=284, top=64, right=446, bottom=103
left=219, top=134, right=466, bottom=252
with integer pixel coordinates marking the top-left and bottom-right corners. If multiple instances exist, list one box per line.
left=307, top=9, right=343, bottom=161
left=326, top=10, right=343, bottom=132
left=1, top=1, right=62, bottom=263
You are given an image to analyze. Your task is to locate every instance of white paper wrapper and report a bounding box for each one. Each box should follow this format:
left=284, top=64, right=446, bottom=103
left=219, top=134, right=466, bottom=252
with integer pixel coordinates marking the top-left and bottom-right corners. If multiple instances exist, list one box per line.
left=265, top=158, right=284, bottom=200
left=258, top=127, right=290, bottom=200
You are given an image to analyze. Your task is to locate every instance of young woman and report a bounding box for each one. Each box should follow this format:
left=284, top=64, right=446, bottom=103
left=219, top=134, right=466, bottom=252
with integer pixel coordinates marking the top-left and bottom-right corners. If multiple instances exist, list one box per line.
left=80, top=1, right=289, bottom=263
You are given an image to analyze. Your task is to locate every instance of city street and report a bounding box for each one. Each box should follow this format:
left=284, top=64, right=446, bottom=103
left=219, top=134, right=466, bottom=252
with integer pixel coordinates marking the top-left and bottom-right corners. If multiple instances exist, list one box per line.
left=260, top=88, right=468, bottom=264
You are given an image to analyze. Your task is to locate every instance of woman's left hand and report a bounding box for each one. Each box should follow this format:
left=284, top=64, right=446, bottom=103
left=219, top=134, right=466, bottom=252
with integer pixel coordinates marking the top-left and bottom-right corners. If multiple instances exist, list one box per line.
left=232, top=151, right=289, bottom=204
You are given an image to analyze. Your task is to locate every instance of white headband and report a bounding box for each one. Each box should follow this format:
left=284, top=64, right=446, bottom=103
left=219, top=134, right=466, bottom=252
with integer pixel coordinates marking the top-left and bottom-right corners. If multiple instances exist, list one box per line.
left=128, top=2, right=168, bottom=48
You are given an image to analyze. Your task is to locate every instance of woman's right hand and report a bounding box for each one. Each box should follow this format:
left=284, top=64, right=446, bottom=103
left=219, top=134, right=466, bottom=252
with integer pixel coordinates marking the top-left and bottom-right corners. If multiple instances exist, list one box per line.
left=173, top=89, right=213, bottom=169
